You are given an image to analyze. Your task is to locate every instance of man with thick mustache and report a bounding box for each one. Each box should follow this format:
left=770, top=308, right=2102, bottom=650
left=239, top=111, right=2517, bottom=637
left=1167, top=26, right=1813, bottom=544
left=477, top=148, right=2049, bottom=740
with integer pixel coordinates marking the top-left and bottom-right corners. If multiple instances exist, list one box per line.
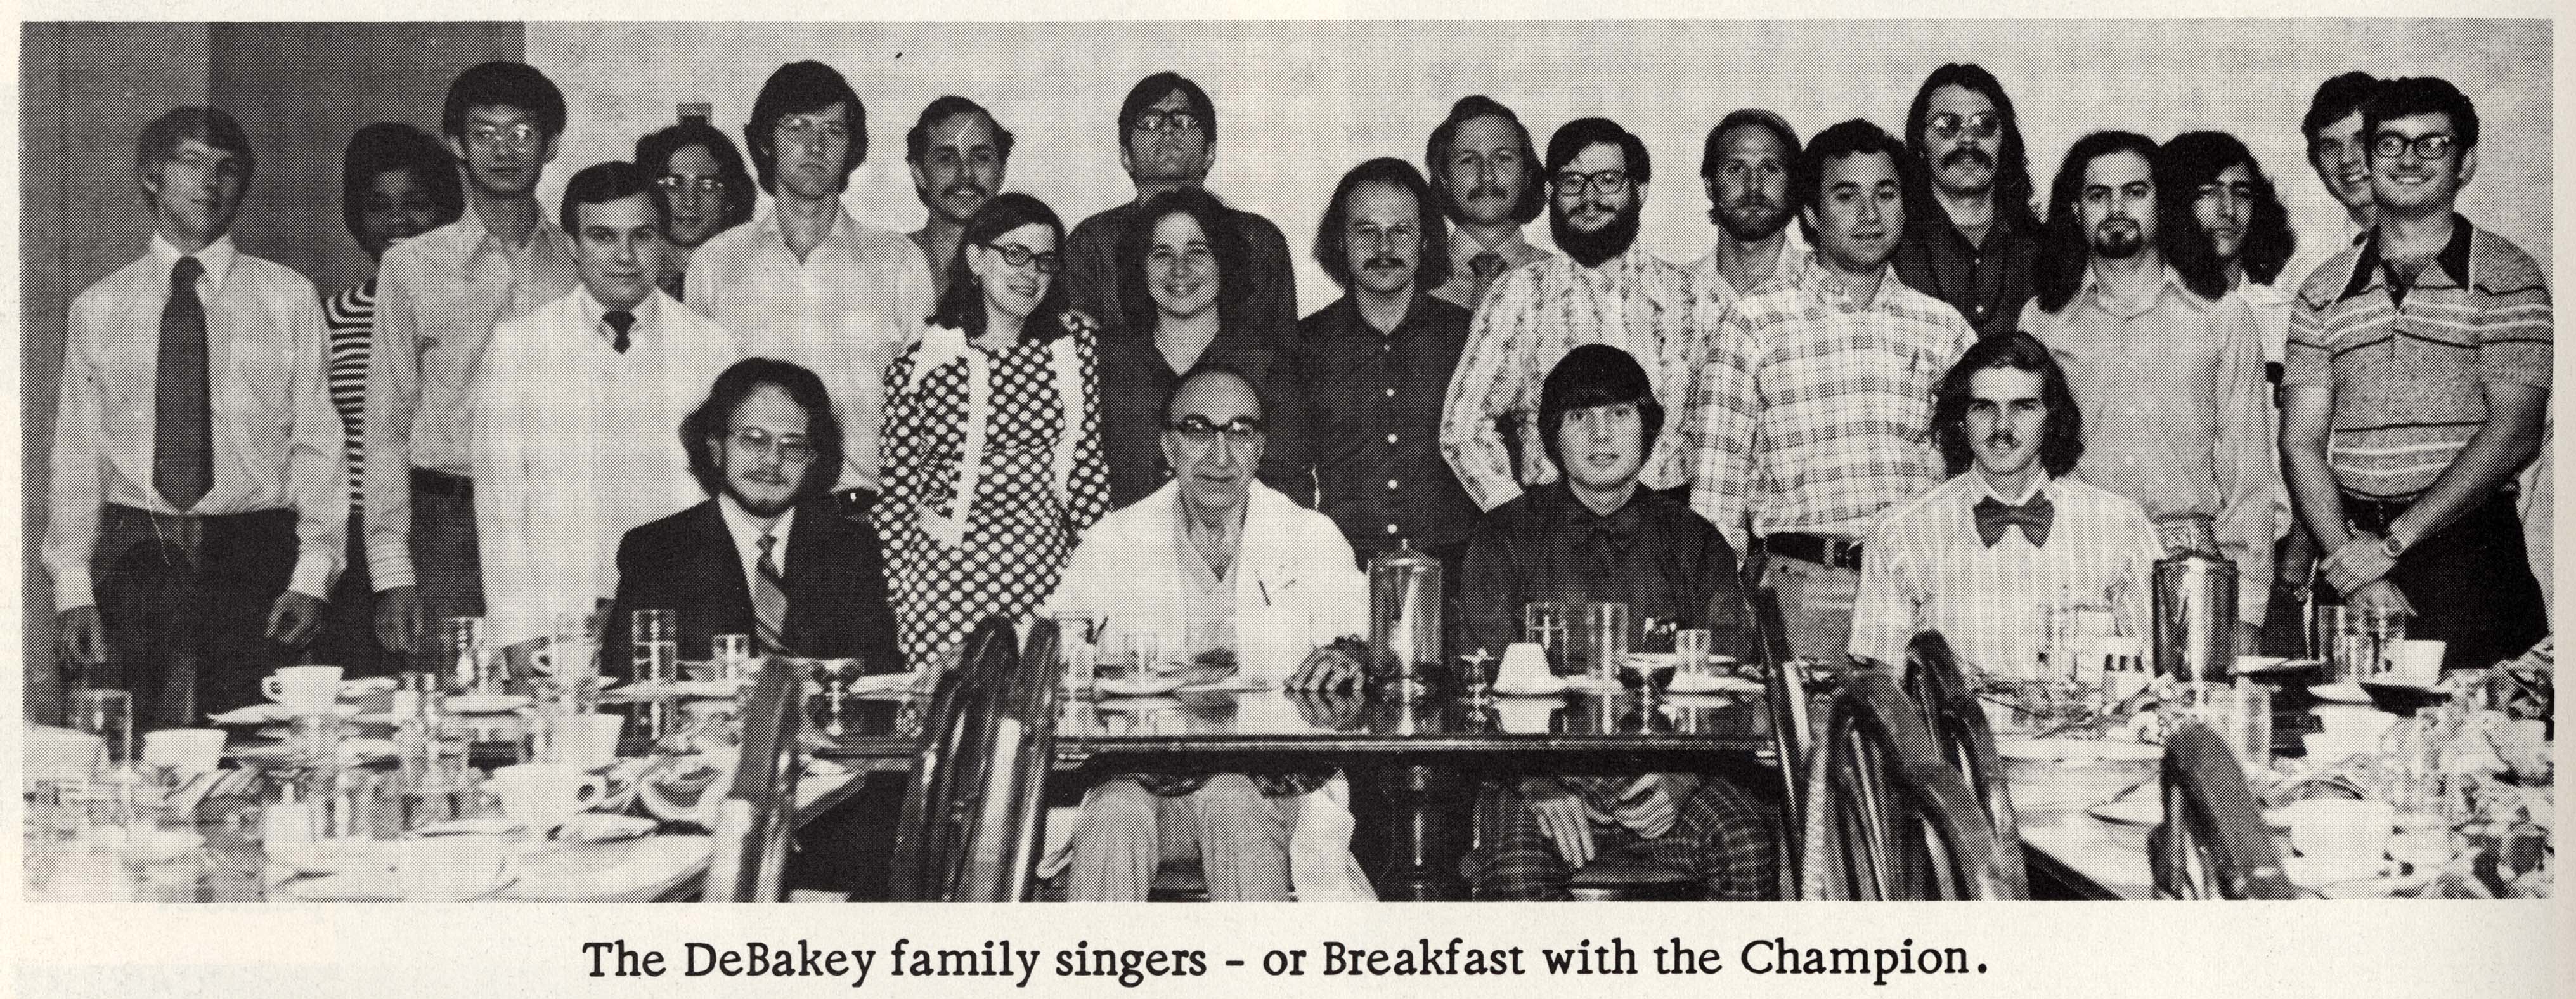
left=2019, top=131, right=2276, bottom=651
left=903, top=95, right=1011, bottom=298
left=1686, top=108, right=1811, bottom=304
left=2283, top=77, right=2550, bottom=672
left=1424, top=95, right=1553, bottom=311
left=1440, top=117, right=1726, bottom=512
left=1890, top=63, right=2043, bottom=337
left=1688, top=119, right=1975, bottom=662
left=1851, top=332, right=2163, bottom=679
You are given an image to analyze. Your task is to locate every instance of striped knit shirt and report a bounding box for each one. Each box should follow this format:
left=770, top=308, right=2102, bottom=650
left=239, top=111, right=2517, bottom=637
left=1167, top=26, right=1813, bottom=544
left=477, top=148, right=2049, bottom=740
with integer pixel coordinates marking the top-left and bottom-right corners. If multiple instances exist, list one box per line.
left=2284, top=216, right=2552, bottom=500
left=323, top=280, right=373, bottom=513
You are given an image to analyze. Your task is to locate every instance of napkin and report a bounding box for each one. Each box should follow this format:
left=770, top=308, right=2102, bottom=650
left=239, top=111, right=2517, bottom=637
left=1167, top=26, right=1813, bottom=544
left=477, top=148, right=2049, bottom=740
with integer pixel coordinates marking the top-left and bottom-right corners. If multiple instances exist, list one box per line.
left=1491, top=643, right=1565, bottom=696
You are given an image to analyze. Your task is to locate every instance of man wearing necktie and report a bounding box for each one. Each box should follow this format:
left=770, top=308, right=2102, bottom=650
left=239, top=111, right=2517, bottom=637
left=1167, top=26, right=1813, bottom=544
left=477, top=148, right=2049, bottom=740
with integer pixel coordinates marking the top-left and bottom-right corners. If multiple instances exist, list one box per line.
left=1422, top=95, right=1553, bottom=313
left=44, top=107, right=347, bottom=725
left=1850, top=333, right=2165, bottom=681
left=473, top=162, right=742, bottom=659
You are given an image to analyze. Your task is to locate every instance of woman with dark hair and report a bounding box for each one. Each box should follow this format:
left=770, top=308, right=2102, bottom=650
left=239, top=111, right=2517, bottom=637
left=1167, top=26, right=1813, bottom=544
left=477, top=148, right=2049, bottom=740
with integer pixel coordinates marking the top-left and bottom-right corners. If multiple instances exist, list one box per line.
left=876, top=192, right=1108, bottom=667
left=1097, top=186, right=1304, bottom=507
left=634, top=119, right=756, bottom=300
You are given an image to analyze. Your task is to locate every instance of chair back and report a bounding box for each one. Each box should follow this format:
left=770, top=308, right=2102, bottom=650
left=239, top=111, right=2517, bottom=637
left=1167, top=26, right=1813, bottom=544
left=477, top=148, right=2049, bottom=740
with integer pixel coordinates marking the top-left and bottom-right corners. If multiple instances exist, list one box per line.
left=1749, top=587, right=1809, bottom=870
left=704, top=656, right=807, bottom=901
left=886, top=617, right=1064, bottom=901
left=2153, top=723, right=2298, bottom=899
left=1900, top=632, right=2028, bottom=896
left=1818, top=672, right=2020, bottom=899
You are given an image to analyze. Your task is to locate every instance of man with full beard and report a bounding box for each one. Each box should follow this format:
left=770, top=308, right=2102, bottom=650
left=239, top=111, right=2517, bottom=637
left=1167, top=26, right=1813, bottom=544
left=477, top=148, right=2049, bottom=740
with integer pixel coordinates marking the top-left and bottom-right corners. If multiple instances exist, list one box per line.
left=1890, top=63, right=2043, bottom=337
left=2017, top=132, right=2277, bottom=651
left=1687, top=108, right=1811, bottom=303
left=903, top=95, right=1011, bottom=299
left=1439, top=117, right=1726, bottom=511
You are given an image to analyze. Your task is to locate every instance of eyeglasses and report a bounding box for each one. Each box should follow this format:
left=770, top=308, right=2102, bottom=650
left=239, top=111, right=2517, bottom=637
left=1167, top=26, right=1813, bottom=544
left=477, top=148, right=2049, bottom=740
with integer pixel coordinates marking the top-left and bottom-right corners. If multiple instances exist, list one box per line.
left=981, top=242, right=1061, bottom=274
left=2370, top=131, right=2457, bottom=161
left=1132, top=110, right=1202, bottom=134
left=1550, top=169, right=1631, bottom=197
left=1164, top=415, right=1265, bottom=445
left=656, top=175, right=727, bottom=197
left=1345, top=221, right=1420, bottom=245
left=727, top=426, right=818, bottom=464
left=1926, top=111, right=2004, bottom=141
left=463, top=122, right=543, bottom=150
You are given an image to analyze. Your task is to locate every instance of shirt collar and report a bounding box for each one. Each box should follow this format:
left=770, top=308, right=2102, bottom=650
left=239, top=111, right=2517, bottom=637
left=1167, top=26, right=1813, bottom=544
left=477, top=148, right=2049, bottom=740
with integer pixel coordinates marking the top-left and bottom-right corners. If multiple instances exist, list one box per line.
left=1451, top=226, right=1537, bottom=268
left=1330, top=290, right=1431, bottom=340
left=2342, top=214, right=2473, bottom=301
left=1798, top=251, right=1897, bottom=312
left=1970, top=470, right=2051, bottom=507
left=1697, top=226, right=1812, bottom=296
left=2078, top=261, right=2206, bottom=317
left=748, top=202, right=858, bottom=261
left=411, top=201, right=571, bottom=274
left=150, top=232, right=236, bottom=292
left=579, top=287, right=659, bottom=344
left=717, top=493, right=794, bottom=559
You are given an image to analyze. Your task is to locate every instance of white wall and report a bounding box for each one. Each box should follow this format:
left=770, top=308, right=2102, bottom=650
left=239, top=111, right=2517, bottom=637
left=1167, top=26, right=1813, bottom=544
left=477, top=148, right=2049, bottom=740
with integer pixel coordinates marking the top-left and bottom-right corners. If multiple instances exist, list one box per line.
left=531, top=19, right=2549, bottom=317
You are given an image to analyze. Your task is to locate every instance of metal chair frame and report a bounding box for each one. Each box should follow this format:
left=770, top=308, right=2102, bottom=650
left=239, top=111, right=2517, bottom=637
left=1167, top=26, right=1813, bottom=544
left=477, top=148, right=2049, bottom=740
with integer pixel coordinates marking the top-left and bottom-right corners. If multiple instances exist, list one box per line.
left=705, top=656, right=809, bottom=902
left=1819, top=672, right=2018, bottom=899
left=1897, top=632, right=2029, bottom=897
left=2152, top=722, right=2298, bottom=899
left=886, top=617, right=1065, bottom=901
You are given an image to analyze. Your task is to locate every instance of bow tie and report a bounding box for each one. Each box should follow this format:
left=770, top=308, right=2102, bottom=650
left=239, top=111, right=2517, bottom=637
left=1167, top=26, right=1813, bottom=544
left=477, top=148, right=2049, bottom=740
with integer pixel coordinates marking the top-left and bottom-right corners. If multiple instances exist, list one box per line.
left=1972, top=493, right=2055, bottom=547
left=1566, top=500, right=1643, bottom=543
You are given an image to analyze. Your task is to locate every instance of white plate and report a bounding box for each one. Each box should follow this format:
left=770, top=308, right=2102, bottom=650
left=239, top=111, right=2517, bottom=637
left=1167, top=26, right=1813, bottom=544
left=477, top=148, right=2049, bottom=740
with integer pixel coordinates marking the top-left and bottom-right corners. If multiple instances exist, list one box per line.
left=1667, top=674, right=1763, bottom=695
left=503, top=834, right=713, bottom=903
left=1998, top=738, right=2164, bottom=764
left=1174, top=676, right=1271, bottom=693
left=1491, top=676, right=1570, bottom=697
left=2283, top=855, right=2397, bottom=889
left=545, top=813, right=661, bottom=844
left=268, top=839, right=394, bottom=877
left=2308, top=682, right=2371, bottom=704
left=411, top=818, right=526, bottom=837
left=446, top=693, right=534, bottom=714
left=228, top=738, right=401, bottom=764
left=277, top=868, right=517, bottom=903
left=207, top=703, right=362, bottom=725
left=339, top=677, right=399, bottom=698
left=1094, top=675, right=1190, bottom=698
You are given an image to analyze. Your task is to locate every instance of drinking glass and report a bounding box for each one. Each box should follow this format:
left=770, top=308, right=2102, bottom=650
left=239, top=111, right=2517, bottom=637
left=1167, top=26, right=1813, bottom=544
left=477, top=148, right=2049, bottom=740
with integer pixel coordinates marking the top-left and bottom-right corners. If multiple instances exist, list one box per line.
left=1101, top=630, right=1160, bottom=681
left=631, top=610, right=679, bottom=686
left=1045, top=612, right=1104, bottom=688
left=1522, top=601, right=1569, bottom=674
left=1675, top=629, right=1714, bottom=677
left=548, top=611, right=604, bottom=684
left=1584, top=602, right=1631, bottom=685
left=711, top=634, right=754, bottom=682
left=70, top=689, right=134, bottom=773
left=2357, top=608, right=2411, bottom=682
left=2161, top=682, right=2272, bottom=772
left=441, top=617, right=499, bottom=695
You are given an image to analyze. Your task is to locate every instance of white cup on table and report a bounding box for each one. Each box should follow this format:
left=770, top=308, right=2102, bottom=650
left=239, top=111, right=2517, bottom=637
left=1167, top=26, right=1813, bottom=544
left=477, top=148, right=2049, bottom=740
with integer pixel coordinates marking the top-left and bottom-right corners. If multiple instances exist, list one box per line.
left=141, top=728, right=227, bottom=775
left=486, top=763, right=607, bottom=823
left=263, top=665, right=345, bottom=712
left=2386, top=640, right=2446, bottom=684
left=549, top=713, right=626, bottom=769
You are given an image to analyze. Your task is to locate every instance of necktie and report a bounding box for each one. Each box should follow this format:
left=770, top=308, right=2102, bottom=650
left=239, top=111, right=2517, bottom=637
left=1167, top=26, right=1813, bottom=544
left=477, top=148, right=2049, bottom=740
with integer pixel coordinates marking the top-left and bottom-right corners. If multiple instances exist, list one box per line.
left=753, top=532, right=789, bottom=654
left=1468, top=251, right=1508, bottom=303
left=604, top=309, right=636, bottom=353
left=154, top=256, right=213, bottom=510
left=1972, top=494, right=2056, bottom=548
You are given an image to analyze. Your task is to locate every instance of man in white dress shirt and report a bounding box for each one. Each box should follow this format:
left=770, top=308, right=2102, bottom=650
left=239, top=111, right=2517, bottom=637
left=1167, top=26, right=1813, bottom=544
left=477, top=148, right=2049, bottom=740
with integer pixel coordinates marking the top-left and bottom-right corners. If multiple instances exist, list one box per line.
left=46, top=107, right=345, bottom=724
left=475, top=162, right=742, bottom=652
left=1851, top=333, right=2163, bottom=680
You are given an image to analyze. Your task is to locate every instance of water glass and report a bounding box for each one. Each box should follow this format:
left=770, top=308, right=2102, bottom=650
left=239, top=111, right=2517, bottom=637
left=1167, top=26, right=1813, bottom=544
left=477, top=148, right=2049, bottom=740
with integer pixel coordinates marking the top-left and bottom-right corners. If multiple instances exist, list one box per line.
left=631, top=609, right=679, bottom=686
left=2161, top=682, right=2272, bottom=771
left=1522, top=601, right=1569, bottom=674
left=548, top=611, right=604, bottom=683
left=711, top=633, right=754, bottom=682
left=1045, top=612, right=1103, bottom=687
left=71, top=689, right=136, bottom=772
left=1584, top=602, right=1631, bottom=684
left=1101, top=630, right=1160, bottom=681
left=1675, top=629, right=1714, bottom=676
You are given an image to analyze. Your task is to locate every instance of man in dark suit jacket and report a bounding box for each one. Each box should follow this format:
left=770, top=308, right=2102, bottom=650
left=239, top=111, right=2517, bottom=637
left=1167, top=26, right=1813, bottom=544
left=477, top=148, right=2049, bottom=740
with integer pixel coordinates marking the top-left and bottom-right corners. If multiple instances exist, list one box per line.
left=608, top=357, right=905, bottom=899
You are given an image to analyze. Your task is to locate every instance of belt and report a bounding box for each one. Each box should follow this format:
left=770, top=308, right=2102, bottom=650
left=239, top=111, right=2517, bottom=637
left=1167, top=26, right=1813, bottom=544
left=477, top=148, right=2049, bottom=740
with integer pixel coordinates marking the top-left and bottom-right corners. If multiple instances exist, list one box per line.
left=411, top=468, right=473, bottom=500
left=2340, top=493, right=2412, bottom=534
left=1764, top=532, right=1864, bottom=571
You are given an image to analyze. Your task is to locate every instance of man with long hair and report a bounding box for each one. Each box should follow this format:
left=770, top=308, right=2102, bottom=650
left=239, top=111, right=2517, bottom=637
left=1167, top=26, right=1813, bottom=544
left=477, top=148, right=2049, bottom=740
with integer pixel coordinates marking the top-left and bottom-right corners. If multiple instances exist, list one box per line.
left=1851, top=333, right=2163, bottom=679
left=1890, top=63, right=2043, bottom=337
left=633, top=116, right=754, bottom=301
left=2019, top=131, right=2277, bottom=651
left=2161, top=131, right=2299, bottom=376
left=1689, top=108, right=1811, bottom=303
left=1423, top=95, right=1551, bottom=310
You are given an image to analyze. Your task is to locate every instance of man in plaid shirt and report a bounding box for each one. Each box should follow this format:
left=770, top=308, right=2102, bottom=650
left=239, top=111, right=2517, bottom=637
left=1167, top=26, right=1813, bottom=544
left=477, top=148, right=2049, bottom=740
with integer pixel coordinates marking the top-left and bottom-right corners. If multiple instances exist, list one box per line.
left=1687, top=119, right=1977, bottom=663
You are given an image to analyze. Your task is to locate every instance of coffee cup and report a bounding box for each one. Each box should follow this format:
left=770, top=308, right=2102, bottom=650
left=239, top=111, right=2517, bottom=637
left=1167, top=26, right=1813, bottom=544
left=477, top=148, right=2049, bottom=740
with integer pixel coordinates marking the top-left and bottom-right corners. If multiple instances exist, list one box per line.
left=2386, top=640, right=2447, bottom=684
left=141, top=728, right=227, bottom=774
left=397, top=835, right=517, bottom=901
left=2286, top=797, right=2394, bottom=865
left=486, top=763, right=607, bottom=822
left=1493, top=699, right=1556, bottom=733
left=263, top=665, right=346, bottom=711
left=549, top=713, right=626, bottom=769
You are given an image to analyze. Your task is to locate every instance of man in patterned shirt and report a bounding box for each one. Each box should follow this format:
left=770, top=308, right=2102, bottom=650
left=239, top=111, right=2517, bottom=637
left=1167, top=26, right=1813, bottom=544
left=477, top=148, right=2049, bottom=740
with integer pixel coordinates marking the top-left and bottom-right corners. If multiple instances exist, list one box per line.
left=1439, top=116, right=1726, bottom=512
left=1851, top=333, right=2163, bottom=679
left=2283, top=77, right=2549, bottom=672
left=1686, top=119, right=1976, bottom=663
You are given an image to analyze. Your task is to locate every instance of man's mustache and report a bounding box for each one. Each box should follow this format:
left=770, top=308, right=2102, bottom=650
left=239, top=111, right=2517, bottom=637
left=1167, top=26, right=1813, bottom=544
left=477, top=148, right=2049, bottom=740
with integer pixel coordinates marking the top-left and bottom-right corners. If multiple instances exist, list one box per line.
left=1361, top=256, right=1406, bottom=271
left=1942, top=147, right=1995, bottom=170
left=942, top=181, right=987, bottom=199
left=1728, top=194, right=1776, bottom=211
left=1985, top=431, right=2021, bottom=448
left=1467, top=184, right=1508, bottom=202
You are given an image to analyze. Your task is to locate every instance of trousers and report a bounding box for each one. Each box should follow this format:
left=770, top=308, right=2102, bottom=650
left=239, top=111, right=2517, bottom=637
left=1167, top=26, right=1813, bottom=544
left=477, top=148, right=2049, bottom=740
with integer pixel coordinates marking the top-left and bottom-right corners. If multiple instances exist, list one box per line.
left=91, top=504, right=297, bottom=726
left=1067, top=774, right=1301, bottom=901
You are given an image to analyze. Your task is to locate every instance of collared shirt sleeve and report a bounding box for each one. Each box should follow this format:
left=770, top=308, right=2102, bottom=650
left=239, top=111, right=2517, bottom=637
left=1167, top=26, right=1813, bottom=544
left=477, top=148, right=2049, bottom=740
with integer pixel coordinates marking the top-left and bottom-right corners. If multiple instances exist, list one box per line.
left=44, top=286, right=113, bottom=611
left=1847, top=510, right=1921, bottom=667
left=2473, top=242, right=2553, bottom=390
left=1686, top=306, right=1760, bottom=552
left=361, top=252, right=424, bottom=589
left=1439, top=271, right=1536, bottom=511
left=470, top=327, right=540, bottom=646
left=2205, top=296, right=2278, bottom=624
left=280, top=285, right=349, bottom=600
left=2281, top=278, right=2335, bottom=389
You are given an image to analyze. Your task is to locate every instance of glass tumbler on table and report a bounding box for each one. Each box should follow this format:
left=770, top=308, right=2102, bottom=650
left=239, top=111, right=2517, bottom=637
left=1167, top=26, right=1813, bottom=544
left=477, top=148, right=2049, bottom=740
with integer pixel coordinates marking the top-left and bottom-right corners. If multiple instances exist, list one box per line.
left=1523, top=601, right=1568, bottom=675
left=70, top=689, right=135, bottom=777
left=631, top=609, right=679, bottom=686
left=711, top=633, right=754, bottom=683
left=2160, top=682, right=2272, bottom=772
left=442, top=616, right=503, bottom=695
left=1584, top=602, right=1631, bottom=686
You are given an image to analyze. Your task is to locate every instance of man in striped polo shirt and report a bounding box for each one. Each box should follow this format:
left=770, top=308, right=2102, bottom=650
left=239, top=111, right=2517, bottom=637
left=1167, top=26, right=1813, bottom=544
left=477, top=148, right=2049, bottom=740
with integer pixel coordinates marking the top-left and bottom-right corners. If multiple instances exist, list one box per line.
left=2282, top=77, right=2549, bottom=673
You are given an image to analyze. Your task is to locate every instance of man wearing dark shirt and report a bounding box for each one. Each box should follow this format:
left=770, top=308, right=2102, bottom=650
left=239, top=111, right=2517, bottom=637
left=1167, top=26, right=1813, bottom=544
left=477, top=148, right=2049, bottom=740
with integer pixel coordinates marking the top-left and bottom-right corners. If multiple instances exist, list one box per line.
left=1457, top=345, right=1774, bottom=901
left=1059, top=72, right=1298, bottom=347
left=1889, top=63, right=2043, bottom=337
left=1289, top=158, right=1478, bottom=572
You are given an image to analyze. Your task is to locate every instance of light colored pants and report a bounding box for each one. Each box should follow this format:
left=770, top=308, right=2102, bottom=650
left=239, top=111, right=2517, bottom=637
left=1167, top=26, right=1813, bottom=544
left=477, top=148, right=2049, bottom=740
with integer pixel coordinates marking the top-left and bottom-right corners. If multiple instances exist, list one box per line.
left=1067, top=775, right=1301, bottom=901
left=1761, top=555, right=1860, bottom=665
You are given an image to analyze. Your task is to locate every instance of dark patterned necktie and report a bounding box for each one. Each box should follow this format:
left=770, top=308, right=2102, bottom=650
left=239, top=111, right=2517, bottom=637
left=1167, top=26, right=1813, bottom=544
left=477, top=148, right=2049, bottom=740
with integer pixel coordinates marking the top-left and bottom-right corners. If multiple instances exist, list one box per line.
left=1468, top=251, right=1508, bottom=303
left=1972, top=494, right=2056, bottom=547
left=154, top=256, right=212, bottom=509
left=753, top=533, right=789, bottom=653
left=604, top=309, right=636, bottom=353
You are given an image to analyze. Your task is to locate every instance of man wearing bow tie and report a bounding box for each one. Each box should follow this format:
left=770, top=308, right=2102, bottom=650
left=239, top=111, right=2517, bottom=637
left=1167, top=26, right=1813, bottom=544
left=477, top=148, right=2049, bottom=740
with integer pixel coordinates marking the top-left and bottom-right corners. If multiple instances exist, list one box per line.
left=1849, top=333, right=2163, bottom=680
left=473, top=162, right=742, bottom=654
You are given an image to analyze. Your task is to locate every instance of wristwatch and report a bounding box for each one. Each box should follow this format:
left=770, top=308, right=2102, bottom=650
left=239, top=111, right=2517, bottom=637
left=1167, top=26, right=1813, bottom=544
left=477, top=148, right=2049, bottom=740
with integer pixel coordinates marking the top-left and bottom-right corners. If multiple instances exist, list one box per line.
left=2379, top=532, right=2407, bottom=559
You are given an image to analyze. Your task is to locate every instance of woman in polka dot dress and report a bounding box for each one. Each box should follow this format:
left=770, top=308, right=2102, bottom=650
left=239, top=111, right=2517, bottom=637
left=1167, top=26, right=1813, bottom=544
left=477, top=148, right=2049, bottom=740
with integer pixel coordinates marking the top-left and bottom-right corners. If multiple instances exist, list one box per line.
left=877, top=193, right=1109, bottom=669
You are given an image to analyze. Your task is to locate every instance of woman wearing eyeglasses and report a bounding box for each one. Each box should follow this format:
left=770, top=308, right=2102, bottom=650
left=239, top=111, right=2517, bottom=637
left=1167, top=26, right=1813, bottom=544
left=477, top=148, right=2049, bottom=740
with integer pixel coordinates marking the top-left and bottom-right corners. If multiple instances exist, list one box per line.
left=1097, top=186, right=1308, bottom=509
left=876, top=192, right=1109, bottom=669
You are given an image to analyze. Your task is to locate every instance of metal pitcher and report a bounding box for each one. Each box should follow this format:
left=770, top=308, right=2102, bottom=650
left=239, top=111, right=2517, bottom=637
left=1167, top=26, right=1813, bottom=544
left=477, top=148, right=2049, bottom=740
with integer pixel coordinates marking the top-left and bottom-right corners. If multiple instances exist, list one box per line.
left=2152, top=551, right=2237, bottom=682
left=1368, top=542, right=1445, bottom=700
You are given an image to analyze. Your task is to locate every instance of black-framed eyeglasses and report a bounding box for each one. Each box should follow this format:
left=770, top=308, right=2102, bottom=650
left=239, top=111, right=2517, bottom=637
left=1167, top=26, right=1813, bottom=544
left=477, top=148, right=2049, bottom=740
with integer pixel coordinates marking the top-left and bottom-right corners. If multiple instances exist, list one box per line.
left=981, top=242, right=1062, bottom=274
left=727, top=426, right=818, bottom=464
left=1132, top=110, right=1202, bottom=134
left=656, top=175, right=727, bottom=197
left=2370, top=131, right=2457, bottom=161
left=1550, top=169, right=1631, bottom=197
left=1926, top=111, right=2003, bottom=141
left=1164, top=415, right=1265, bottom=444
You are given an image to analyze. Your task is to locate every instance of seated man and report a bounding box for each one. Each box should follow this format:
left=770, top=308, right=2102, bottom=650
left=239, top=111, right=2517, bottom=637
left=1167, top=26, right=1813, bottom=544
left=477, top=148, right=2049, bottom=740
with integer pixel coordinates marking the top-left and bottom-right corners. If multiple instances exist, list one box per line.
left=1851, top=332, right=2165, bottom=680
left=1042, top=365, right=1373, bottom=901
left=1457, top=344, right=1777, bottom=901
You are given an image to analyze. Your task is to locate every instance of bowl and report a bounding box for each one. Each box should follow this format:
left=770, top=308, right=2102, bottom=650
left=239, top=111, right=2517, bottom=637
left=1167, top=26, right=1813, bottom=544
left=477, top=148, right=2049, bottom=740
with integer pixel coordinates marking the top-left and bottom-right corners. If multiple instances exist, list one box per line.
left=2359, top=679, right=2449, bottom=717
left=2000, top=738, right=2162, bottom=800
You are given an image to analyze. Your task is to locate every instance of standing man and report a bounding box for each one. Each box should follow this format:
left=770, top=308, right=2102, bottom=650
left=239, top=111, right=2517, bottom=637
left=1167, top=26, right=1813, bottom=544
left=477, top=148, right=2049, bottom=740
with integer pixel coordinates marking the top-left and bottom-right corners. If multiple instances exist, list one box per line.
left=1440, top=117, right=1725, bottom=512
left=1688, top=119, right=1976, bottom=662
left=2018, top=132, right=2276, bottom=648
left=1423, top=95, right=1552, bottom=311
left=1689, top=108, right=1811, bottom=303
left=365, top=61, right=578, bottom=663
left=689, top=61, right=936, bottom=521
left=1890, top=63, right=2042, bottom=337
left=474, top=162, right=743, bottom=651
left=903, top=95, right=1011, bottom=299
left=2284, top=77, right=2550, bottom=672
left=47, top=107, right=345, bottom=724
left=1058, top=72, right=1298, bottom=344
left=633, top=118, right=755, bottom=301
left=2284, top=72, right=2382, bottom=299
left=2161, top=131, right=2300, bottom=381
left=1288, top=158, right=1477, bottom=574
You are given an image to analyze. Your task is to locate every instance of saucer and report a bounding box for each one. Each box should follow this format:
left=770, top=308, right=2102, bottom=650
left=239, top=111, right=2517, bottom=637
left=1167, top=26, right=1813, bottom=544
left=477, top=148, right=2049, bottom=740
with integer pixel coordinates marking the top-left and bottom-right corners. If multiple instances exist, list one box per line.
left=1094, top=675, right=1189, bottom=698
left=445, top=693, right=534, bottom=714
left=208, top=703, right=362, bottom=725
left=1491, top=675, right=1570, bottom=697
left=1998, top=738, right=2163, bottom=764
left=2307, top=682, right=2372, bottom=704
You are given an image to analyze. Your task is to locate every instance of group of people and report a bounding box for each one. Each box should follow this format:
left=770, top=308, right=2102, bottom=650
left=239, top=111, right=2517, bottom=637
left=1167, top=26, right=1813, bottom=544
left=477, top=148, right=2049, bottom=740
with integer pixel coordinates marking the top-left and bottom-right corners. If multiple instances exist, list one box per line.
left=44, top=51, right=2549, bottom=903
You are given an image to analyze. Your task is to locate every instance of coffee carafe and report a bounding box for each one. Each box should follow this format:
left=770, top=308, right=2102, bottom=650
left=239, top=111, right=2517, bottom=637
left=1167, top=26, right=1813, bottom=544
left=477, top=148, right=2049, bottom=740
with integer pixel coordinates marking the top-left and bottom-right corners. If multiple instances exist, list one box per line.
left=2152, top=549, right=2238, bottom=682
left=1368, top=542, right=1444, bottom=700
